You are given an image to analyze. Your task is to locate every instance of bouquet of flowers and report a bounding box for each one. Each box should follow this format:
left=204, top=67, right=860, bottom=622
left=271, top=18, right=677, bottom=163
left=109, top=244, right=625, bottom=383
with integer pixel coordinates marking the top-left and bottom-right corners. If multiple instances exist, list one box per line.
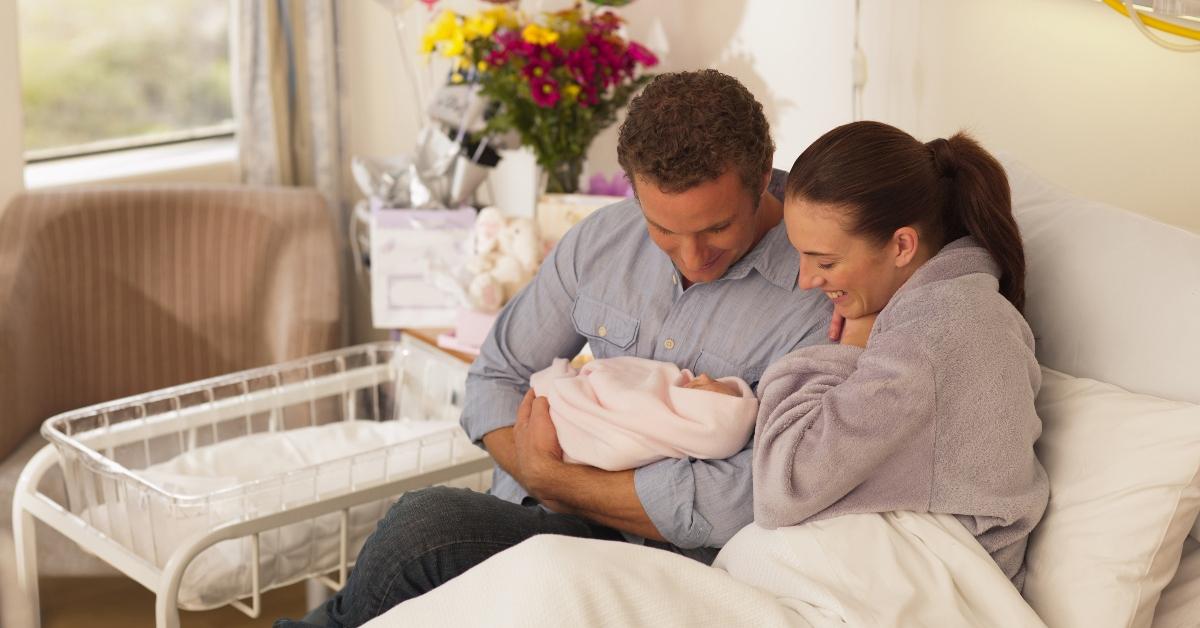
left=421, top=2, right=657, bottom=194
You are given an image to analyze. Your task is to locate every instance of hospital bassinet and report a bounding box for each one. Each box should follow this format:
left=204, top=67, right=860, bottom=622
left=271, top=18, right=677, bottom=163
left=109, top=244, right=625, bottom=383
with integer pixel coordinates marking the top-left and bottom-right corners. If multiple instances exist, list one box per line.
left=12, top=336, right=493, bottom=628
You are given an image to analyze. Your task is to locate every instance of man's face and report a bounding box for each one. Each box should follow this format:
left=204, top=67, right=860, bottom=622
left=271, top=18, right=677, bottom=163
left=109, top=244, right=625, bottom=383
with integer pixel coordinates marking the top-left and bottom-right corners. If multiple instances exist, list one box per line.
left=637, top=168, right=762, bottom=286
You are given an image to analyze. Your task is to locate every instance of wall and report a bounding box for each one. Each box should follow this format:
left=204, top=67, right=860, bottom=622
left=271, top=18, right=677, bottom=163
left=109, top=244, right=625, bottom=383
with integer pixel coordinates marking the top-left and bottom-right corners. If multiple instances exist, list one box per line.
left=590, top=0, right=855, bottom=175
left=0, top=0, right=24, bottom=209
left=860, top=0, right=1200, bottom=233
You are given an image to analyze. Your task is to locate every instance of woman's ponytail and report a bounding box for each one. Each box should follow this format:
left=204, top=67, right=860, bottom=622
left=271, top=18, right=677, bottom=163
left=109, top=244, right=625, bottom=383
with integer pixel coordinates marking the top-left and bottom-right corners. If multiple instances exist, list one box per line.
left=936, top=133, right=1025, bottom=312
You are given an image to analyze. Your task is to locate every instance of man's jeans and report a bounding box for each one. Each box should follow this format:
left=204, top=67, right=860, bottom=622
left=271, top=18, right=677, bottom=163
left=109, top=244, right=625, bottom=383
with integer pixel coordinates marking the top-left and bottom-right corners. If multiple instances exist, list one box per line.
left=274, top=486, right=719, bottom=628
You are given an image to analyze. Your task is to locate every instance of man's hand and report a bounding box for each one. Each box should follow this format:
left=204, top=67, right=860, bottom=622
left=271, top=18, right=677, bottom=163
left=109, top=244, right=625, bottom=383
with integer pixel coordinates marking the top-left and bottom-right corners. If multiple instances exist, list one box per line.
left=828, top=312, right=845, bottom=342
left=512, top=390, right=566, bottom=498
left=839, top=313, right=878, bottom=348
left=479, top=391, right=667, bottom=541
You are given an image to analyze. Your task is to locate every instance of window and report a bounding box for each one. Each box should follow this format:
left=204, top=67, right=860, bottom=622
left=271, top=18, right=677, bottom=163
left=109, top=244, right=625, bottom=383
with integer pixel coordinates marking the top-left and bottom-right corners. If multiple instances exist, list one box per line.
left=18, top=0, right=234, bottom=163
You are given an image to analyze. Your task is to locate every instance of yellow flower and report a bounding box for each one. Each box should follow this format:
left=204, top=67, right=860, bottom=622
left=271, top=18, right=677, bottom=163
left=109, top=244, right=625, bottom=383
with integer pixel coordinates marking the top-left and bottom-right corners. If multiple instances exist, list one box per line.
left=522, top=23, right=560, bottom=46
left=564, top=84, right=582, bottom=100
left=450, top=72, right=465, bottom=84
left=428, top=10, right=459, bottom=41
left=477, top=60, right=489, bottom=72
left=484, top=7, right=518, bottom=30
left=423, top=10, right=468, bottom=58
left=463, top=13, right=497, bottom=40
left=441, top=31, right=466, bottom=58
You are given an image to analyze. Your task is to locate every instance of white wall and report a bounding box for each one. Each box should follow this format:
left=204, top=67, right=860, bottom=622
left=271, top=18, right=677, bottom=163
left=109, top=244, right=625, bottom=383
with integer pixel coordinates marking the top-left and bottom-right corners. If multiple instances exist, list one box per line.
left=341, top=0, right=856, bottom=191
left=0, top=0, right=24, bottom=209
left=589, top=0, right=855, bottom=175
left=860, top=0, right=1200, bottom=233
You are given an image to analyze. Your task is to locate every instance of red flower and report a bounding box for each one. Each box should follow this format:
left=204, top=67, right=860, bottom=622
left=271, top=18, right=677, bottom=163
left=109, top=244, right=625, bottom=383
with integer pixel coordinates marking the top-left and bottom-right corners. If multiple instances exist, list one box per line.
left=530, top=76, right=561, bottom=107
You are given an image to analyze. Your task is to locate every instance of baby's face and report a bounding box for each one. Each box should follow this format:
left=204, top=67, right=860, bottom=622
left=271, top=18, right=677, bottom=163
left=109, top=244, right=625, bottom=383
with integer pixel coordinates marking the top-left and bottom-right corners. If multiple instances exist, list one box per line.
left=683, top=373, right=742, bottom=397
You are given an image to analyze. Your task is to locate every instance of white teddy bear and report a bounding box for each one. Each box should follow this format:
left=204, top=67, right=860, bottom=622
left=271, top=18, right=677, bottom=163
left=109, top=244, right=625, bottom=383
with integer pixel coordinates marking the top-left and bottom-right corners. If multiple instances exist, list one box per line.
left=466, top=207, right=542, bottom=312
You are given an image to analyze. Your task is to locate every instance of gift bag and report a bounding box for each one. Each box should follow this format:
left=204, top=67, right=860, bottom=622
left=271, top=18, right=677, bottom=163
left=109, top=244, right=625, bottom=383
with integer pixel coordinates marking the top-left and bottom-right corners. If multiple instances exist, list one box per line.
left=370, top=207, right=475, bottom=329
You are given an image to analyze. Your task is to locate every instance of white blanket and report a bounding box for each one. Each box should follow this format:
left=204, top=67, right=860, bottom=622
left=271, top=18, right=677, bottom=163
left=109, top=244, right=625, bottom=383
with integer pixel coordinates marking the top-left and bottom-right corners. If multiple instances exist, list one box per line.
left=530, top=356, right=757, bottom=471
left=364, top=511, right=1046, bottom=627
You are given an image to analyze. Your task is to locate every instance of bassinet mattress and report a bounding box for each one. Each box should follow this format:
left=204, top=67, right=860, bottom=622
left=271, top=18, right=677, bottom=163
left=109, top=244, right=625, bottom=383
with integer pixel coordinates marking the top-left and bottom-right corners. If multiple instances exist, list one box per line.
left=88, top=419, right=460, bottom=609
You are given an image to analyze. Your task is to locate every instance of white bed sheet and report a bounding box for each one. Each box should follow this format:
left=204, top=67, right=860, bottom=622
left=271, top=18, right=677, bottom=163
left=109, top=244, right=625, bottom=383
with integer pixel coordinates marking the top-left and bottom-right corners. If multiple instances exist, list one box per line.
left=365, top=511, right=1046, bottom=628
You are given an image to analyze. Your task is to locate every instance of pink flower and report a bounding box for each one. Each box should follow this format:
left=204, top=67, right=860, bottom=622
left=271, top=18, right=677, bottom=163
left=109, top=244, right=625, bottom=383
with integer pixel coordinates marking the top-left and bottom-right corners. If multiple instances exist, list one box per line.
left=530, top=77, right=561, bottom=107
left=627, top=42, right=657, bottom=67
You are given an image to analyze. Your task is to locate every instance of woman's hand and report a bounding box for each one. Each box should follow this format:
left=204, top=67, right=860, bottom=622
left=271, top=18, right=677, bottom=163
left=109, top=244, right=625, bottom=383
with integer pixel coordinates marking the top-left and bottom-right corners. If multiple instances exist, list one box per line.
left=839, top=313, right=878, bottom=348
left=828, top=312, right=845, bottom=341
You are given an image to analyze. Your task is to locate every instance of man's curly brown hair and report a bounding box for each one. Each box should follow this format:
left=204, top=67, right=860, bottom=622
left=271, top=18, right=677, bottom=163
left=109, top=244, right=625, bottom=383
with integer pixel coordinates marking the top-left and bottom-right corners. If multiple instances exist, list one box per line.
left=617, top=69, right=774, bottom=196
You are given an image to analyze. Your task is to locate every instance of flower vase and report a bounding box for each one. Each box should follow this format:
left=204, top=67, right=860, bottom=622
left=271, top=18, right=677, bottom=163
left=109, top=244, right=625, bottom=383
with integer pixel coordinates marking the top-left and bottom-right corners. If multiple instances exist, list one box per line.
left=543, top=158, right=585, bottom=195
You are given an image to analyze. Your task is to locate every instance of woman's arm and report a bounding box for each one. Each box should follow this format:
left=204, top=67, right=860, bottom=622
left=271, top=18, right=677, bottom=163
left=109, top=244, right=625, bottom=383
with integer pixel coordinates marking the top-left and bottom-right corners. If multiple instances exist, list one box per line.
left=752, top=335, right=936, bottom=528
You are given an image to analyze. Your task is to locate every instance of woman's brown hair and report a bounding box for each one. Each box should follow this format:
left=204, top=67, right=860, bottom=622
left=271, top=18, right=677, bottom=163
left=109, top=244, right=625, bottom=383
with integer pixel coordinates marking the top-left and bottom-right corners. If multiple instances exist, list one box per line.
left=785, top=121, right=1025, bottom=311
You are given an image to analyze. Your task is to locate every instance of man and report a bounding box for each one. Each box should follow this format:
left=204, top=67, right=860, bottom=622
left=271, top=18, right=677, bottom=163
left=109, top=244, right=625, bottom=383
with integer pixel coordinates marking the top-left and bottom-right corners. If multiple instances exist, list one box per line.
left=285, top=69, right=833, bottom=628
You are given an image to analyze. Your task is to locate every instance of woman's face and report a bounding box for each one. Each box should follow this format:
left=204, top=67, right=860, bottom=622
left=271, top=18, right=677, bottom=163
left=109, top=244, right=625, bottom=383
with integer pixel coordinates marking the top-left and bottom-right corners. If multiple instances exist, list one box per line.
left=784, top=197, right=921, bottom=320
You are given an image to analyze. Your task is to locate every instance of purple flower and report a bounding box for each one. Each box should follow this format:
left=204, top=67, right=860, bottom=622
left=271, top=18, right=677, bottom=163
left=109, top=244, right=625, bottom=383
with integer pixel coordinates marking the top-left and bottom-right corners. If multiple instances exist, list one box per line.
left=587, top=172, right=634, bottom=197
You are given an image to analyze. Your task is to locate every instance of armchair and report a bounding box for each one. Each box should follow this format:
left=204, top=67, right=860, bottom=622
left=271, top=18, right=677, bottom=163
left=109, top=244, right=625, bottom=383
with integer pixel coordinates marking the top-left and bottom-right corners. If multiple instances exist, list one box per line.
left=0, top=184, right=345, bottom=576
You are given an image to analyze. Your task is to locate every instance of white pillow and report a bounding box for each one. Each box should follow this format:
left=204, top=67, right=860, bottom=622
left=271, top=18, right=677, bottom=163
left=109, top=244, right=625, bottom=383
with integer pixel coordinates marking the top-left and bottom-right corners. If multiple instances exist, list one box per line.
left=1023, top=368, right=1200, bottom=628
left=1005, top=156, right=1200, bottom=406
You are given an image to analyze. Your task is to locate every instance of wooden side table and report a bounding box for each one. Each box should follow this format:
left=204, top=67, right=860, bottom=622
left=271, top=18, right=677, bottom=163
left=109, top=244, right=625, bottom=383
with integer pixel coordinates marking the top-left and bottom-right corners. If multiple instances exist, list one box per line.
left=400, top=328, right=476, bottom=364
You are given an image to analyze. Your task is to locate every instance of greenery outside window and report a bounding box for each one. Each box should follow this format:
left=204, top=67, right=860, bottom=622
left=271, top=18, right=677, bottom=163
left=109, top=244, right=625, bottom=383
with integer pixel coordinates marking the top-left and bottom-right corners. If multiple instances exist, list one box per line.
left=18, top=0, right=233, bottom=163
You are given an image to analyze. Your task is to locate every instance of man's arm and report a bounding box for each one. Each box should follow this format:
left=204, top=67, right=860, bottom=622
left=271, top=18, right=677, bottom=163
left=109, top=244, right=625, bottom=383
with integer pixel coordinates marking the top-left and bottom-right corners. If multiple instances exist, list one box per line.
left=484, top=412, right=667, bottom=541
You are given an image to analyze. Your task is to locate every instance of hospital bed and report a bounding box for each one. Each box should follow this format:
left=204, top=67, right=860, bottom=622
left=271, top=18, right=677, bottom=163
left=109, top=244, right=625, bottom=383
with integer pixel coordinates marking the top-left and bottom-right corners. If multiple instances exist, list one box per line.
left=363, top=157, right=1200, bottom=628
left=12, top=158, right=1200, bottom=628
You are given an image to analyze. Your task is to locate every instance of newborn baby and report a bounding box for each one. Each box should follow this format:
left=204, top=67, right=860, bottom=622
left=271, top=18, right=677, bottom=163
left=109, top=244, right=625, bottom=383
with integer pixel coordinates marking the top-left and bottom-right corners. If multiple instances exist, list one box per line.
left=529, top=356, right=758, bottom=471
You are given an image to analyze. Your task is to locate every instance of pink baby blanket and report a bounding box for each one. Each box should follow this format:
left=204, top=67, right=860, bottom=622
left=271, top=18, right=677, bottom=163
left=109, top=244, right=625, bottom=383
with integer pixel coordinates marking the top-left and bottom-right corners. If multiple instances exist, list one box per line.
left=529, top=357, right=758, bottom=471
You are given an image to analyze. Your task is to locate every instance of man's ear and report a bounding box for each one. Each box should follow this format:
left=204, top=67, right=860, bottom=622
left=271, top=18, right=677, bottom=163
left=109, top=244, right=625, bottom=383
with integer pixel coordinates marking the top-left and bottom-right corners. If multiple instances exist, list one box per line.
left=892, top=226, right=920, bottom=268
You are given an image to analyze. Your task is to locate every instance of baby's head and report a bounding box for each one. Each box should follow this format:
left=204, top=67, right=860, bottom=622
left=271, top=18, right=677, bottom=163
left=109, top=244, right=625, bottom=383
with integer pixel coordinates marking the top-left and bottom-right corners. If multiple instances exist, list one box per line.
left=682, top=373, right=742, bottom=397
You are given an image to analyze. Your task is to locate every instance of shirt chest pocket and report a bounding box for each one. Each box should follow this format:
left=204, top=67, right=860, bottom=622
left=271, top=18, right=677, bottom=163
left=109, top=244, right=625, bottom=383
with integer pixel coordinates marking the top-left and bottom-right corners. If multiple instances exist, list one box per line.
left=571, top=296, right=640, bottom=359
left=692, top=351, right=766, bottom=391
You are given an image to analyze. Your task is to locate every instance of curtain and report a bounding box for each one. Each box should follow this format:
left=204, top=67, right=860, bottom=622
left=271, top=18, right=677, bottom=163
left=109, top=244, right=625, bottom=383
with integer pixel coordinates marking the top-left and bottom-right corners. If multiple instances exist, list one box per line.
left=233, top=0, right=349, bottom=345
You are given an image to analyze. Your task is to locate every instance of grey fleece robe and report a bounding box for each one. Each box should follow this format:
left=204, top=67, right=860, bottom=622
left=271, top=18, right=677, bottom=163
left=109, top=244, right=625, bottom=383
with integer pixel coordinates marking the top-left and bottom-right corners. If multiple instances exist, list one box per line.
left=753, top=237, right=1049, bottom=589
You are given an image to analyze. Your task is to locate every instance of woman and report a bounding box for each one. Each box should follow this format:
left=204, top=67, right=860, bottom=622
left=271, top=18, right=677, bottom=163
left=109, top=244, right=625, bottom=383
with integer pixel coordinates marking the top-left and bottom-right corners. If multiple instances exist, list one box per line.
left=753, top=121, right=1049, bottom=589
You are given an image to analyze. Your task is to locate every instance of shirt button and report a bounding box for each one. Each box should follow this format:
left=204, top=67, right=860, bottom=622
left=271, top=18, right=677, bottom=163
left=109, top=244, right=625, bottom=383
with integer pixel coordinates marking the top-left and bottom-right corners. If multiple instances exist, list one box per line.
left=664, top=338, right=675, bottom=350
left=671, top=275, right=677, bottom=285
left=597, top=325, right=607, bottom=337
